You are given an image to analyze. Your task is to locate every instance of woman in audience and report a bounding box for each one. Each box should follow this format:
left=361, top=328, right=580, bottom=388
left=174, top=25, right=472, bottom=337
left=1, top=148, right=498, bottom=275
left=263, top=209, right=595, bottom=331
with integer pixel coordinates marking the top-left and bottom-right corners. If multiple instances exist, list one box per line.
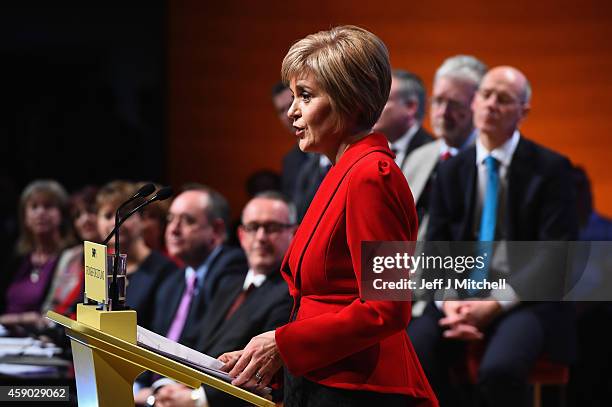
left=40, top=186, right=102, bottom=319
left=136, top=181, right=171, bottom=255
left=70, top=186, right=101, bottom=243
left=0, top=180, right=75, bottom=330
left=96, top=180, right=177, bottom=329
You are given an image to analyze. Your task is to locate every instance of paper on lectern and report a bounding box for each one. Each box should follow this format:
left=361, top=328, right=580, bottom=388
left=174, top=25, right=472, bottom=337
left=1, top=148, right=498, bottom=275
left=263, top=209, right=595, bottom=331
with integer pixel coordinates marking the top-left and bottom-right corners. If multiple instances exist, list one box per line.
left=137, top=326, right=224, bottom=370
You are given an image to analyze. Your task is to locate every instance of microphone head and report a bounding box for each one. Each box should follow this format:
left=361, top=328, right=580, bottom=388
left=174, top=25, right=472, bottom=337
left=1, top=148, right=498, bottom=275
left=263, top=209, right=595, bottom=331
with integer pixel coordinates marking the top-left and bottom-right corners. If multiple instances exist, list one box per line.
left=153, top=186, right=173, bottom=202
left=136, top=183, right=156, bottom=198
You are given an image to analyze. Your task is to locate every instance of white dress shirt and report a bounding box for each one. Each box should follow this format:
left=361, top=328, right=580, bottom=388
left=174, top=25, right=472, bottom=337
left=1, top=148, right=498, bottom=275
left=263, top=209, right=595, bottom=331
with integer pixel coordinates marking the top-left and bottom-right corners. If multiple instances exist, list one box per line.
left=389, top=124, right=419, bottom=167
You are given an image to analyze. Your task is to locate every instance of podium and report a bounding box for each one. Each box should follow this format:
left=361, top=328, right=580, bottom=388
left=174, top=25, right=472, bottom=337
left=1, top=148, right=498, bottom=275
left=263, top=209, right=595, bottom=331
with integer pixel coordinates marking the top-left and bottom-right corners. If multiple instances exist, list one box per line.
left=47, top=305, right=274, bottom=407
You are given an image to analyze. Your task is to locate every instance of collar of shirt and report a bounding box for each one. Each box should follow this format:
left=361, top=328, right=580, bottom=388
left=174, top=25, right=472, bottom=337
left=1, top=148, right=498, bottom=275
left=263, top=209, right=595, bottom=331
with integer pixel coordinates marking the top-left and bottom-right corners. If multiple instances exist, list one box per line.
left=389, top=123, right=419, bottom=155
left=242, top=269, right=267, bottom=290
left=184, top=245, right=223, bottom=290
left=475, top=129, right=520, bottom=168
left=319, top=155, right=332, bottom=169
left=439, top=128, right=478, bottom=158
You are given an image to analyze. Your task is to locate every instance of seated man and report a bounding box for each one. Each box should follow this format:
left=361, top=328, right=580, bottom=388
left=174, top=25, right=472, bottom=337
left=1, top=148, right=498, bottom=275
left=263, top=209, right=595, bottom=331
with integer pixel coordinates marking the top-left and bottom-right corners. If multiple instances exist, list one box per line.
left=140, top=191, right=295, bottom=407
left=134, top=185, right=247, bottom=403
left=408, top=66, right=577, bottom=407
left=149, top=185, right=247, bottom=344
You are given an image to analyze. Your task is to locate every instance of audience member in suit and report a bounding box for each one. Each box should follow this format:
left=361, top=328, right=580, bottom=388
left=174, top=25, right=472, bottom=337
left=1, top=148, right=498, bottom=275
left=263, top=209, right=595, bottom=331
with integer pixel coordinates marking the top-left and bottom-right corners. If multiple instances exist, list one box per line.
left=96, top=181, right=178, bottom=330
left=226, top=170, right=283, bottom=247
left=403, top=55, right=487, bottom=239
left=134, top=185, right=248, bottom=405
left=292, top=152, right=331, bottom=222
left=408, top=66, right=578, bottom=407
left=373, top=69, right=434, bottom=169
left=275, top=82, right=309, bottom=199
left=148, top=191, right=295, bottom=407
left=150, top=185, right=247, bottom=342
left=0, top=180, right=75, bottom=332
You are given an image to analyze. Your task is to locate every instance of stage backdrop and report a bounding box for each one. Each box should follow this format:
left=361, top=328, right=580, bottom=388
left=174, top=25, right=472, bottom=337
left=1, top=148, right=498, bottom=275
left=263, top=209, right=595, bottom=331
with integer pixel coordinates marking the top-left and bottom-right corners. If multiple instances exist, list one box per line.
left=167, top=0, right=612, bottom=218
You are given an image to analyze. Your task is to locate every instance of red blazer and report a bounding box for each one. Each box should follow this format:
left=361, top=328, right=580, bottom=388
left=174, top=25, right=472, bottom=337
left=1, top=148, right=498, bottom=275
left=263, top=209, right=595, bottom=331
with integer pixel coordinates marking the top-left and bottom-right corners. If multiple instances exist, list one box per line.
left=275, top=133, right=438, bottom=405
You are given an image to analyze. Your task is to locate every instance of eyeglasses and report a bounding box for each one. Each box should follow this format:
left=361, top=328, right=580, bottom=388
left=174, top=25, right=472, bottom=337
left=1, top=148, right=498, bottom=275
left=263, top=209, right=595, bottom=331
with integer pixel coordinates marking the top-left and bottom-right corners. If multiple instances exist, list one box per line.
left=241, top=222, right=294, bottom=235
left=431, top=96, right=469, bottom=112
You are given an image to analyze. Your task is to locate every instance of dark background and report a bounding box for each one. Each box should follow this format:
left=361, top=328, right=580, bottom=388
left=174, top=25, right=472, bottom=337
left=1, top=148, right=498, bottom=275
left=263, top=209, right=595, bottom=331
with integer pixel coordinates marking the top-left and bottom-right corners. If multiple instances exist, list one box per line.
left=0, top=2, right=166, bottom=208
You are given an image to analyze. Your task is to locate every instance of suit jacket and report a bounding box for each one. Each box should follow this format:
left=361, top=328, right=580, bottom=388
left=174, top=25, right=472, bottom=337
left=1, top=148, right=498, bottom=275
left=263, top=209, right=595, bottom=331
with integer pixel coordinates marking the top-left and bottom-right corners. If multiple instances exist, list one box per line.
left=275, top=133, right=437, bottom=404
left=398, top=126, right=434, bottom=169
left=427, top=136, right=577, bottom=246
left=150, top=245, right=247, bottom=345
left=126, top=250, right=178, bottom=330
left=292, top=153, right=330, bottom=222
left=190, top=270, right=292, bottom=407
left=281, top=145, right=309, bottom=198
left=402, top=139, right=444, bottom=239
left=426, top=135, right=578, bottom=361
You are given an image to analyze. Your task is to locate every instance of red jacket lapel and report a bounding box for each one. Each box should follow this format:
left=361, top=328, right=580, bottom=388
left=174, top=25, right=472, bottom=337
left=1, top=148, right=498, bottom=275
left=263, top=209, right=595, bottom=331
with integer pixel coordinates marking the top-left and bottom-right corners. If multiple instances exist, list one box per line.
left=280, top=133, right=393, bottom=294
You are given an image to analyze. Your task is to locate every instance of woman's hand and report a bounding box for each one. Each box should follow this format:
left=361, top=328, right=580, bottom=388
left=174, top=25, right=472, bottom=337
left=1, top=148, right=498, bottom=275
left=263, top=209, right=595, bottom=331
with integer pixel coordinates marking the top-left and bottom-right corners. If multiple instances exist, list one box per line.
left=218, top=350, right=243, bottom=371
left=219, top=330, right=283, bottom=390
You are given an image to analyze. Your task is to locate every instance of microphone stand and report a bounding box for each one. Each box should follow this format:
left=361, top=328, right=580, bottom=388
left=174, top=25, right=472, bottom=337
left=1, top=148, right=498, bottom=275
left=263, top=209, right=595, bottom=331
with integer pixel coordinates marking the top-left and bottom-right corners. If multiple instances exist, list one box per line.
left=106, top=183, right=155, bottom=310
left=105, top=186, right=173, bottom=310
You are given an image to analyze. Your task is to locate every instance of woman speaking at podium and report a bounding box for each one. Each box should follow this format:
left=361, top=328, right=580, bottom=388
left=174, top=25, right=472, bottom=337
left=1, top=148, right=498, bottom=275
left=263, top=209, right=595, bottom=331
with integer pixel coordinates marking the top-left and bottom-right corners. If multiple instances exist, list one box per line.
left=221, top=25, right=437, bottom=406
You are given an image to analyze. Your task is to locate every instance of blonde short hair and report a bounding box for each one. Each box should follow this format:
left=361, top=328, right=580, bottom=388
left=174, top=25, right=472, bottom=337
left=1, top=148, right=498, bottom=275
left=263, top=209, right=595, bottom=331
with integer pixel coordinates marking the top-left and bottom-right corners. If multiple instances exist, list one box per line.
left=281, top=25, right=391, bottom=132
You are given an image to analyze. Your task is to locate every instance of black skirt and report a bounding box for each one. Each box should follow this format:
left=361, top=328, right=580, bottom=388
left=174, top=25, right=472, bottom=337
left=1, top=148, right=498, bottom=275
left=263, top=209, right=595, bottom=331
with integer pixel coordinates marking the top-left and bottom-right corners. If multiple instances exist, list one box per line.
left=283, top=368, right=415, bottom=407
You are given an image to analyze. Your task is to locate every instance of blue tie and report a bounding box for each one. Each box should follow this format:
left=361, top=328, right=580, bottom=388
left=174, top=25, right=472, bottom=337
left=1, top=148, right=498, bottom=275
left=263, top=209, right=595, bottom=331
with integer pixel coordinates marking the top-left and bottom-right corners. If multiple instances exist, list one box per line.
left=479, top=155, right=500, bottom=241
left=468, top=155, right=499, bottom=295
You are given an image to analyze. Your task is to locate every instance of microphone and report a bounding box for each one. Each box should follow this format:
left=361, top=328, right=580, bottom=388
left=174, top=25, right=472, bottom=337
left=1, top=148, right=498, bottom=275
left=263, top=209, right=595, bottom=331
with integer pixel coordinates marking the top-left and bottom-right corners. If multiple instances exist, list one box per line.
left=107, top=186, right=173, bottom=310
left=103, top=183, right=156, bottom=245
left=111, top=186, right=173, bottom=233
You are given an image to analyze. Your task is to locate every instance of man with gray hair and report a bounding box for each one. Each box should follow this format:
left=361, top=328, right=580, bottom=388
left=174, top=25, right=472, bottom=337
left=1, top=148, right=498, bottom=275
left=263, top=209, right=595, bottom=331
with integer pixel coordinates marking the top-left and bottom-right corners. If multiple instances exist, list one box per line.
left=403, top=55, right=487, bottom=239
left=373, top=69, right=434, bottom=169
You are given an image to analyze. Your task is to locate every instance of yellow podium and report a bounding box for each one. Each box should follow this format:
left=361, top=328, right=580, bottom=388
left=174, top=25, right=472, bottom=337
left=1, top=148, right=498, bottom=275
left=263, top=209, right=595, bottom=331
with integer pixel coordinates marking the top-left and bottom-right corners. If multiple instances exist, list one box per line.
left=47, top=305, right=274, bottom=407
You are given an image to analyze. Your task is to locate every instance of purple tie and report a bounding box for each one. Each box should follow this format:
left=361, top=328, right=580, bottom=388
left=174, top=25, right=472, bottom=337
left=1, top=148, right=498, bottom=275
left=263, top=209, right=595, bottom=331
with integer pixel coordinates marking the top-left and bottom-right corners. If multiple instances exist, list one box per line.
left=166, top=272, right=197, bottom=342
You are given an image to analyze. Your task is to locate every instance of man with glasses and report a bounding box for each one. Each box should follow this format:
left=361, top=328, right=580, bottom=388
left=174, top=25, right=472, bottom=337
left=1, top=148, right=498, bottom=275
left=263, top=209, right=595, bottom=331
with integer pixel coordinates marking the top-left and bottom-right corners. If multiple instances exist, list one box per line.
left=403, top=55, right=487, bottom=239
left=146, top=191, right=295, bottom=407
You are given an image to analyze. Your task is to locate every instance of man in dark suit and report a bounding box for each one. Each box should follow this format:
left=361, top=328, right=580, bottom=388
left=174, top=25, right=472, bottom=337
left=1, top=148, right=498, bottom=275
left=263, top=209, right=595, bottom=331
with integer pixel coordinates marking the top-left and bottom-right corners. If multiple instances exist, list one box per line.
left=152, top=185, right=247, bottom=343
left=291, top=152, right=331, bottom=222
left=373, top=69, right=434, bottom=169
left=134, top=185, right=247, bottom=405
left=408, top=66, right=578, bottom=407
left=147, top=191, right=295, bottom=407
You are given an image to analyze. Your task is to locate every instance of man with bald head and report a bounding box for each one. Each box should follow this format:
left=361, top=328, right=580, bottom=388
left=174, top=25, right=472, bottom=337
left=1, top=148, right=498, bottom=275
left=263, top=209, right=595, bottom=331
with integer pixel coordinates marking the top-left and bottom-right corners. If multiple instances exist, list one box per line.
left=410, top=66, right=577, bottom=407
